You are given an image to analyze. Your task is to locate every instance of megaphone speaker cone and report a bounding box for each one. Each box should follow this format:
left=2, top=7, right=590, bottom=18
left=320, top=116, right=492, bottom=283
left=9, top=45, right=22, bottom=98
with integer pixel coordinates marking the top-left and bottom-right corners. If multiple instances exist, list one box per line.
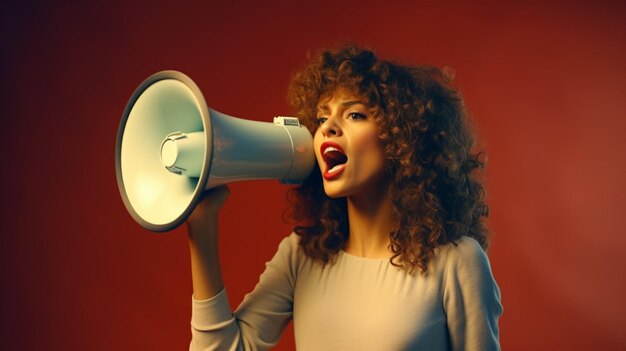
left=115, top=71, right=314, bottom=232
left=116, top=71, right=212, bottom=232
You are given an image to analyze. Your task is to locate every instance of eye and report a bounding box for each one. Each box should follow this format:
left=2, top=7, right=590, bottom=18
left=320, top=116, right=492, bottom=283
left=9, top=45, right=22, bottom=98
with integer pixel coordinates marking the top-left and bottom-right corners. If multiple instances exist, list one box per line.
left=316, top=117, right=328, bottom=126
left=347, top=112, right=367, bottom=120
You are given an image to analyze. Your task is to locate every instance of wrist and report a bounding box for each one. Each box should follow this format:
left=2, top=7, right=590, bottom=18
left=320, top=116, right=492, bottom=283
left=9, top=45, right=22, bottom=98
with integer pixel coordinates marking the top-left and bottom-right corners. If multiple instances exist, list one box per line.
left=186, top=217, right=218, bottom=240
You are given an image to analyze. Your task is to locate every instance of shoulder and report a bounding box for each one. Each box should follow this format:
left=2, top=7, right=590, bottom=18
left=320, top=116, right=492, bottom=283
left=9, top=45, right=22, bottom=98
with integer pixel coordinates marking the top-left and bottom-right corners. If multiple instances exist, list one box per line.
left=440, top=236, right=496, bottom=287
left=267, top=232, right=306, bottom=277
left=282, top=231, right=302, bottom=246
left=443, top=236, right=489, bottom=267
left=275, top=232, right=302, bottom=256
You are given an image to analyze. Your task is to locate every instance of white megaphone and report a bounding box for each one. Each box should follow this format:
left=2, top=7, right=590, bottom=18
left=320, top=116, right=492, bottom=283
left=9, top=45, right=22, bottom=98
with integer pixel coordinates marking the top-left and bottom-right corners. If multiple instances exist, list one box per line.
left=115, top=71, right=315, bottom=232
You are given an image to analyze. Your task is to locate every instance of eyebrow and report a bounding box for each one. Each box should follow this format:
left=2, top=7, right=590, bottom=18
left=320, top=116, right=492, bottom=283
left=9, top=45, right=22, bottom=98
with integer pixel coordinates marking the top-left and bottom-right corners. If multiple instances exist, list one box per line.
left=317, top=100, right=366, bottom=113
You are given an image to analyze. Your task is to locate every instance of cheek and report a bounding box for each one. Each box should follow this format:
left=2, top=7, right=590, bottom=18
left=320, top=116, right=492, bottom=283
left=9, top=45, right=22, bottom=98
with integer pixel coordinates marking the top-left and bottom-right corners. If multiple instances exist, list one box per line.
left=362, top=131, right=385, bottom=159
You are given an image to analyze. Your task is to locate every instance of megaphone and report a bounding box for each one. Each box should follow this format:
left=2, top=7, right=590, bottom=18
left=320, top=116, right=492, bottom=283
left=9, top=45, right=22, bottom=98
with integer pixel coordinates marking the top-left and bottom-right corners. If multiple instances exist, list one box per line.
left=115, top=71, right=314, bottom=232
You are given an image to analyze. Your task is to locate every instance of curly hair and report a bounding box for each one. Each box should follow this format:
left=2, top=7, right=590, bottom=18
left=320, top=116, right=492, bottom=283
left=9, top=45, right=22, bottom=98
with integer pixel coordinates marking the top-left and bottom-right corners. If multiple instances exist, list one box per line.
left=286, top=45, right=490, bottom=273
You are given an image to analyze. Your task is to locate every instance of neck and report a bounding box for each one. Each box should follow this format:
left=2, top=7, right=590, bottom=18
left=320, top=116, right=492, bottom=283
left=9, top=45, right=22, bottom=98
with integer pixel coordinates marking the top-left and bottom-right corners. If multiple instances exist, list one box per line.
left=344, top=188, right=396, bottom=258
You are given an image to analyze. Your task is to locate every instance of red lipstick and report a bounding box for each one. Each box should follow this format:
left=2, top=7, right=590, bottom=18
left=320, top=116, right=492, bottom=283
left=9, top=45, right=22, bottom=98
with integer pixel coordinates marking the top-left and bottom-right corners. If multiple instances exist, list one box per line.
left=320, top=142, right=348, bottom=180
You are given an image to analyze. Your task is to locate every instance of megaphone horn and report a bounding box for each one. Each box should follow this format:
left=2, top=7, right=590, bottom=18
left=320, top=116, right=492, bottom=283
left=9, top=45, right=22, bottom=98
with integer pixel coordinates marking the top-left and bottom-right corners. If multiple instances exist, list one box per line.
left=115, top=71, right=315, bottom=232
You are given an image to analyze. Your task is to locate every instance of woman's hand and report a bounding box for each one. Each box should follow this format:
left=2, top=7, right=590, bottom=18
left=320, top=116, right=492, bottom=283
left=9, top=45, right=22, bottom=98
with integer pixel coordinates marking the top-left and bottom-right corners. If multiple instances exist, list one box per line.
left=186, top=185, right=230, bottom=234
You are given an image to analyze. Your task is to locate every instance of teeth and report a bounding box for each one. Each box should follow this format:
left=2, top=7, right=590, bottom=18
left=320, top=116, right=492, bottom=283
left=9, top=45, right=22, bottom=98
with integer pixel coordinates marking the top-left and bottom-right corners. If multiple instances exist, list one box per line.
left=324, top=146, right=342, bottom=155
left=328, top=164, right=345, bottom=174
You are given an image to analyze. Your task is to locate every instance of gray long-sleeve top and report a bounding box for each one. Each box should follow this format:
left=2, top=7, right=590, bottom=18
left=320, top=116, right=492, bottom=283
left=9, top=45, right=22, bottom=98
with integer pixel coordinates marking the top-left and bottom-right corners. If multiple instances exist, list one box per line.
left=190, top=233, right=502, bottom=350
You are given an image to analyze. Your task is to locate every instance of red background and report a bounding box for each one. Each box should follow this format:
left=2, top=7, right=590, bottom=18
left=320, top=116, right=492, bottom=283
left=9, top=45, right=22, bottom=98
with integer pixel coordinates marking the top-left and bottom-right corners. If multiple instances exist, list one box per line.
left=2, top=1, right=625, bottom=350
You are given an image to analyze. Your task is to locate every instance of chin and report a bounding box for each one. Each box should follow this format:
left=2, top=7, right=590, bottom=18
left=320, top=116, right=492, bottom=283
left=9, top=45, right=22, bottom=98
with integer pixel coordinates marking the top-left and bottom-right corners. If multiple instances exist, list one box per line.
left=322, top=183, right=348, bottom=198
left=323, top=189, right=344, bottom=199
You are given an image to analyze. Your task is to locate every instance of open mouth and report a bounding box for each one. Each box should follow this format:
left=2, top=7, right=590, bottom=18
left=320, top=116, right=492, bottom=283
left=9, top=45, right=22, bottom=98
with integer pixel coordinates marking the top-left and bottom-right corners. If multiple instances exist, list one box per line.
left=321, top=142, right=348, bottom=178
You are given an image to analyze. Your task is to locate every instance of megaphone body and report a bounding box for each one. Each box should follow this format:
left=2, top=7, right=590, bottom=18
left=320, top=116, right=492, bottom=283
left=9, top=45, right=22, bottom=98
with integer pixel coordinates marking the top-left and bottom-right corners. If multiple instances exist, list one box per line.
left=115, top=71, right=315, bottom=232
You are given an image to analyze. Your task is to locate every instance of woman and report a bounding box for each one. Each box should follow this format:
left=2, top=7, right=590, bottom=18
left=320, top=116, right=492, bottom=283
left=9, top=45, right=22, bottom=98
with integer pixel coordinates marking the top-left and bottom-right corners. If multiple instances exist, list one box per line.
left=187, top=46, right=503, bottom=350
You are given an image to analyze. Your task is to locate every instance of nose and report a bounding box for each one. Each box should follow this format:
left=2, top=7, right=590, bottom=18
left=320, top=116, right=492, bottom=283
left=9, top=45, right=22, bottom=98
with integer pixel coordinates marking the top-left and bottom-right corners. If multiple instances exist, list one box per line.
left=320, top=116, right=342, bottom=137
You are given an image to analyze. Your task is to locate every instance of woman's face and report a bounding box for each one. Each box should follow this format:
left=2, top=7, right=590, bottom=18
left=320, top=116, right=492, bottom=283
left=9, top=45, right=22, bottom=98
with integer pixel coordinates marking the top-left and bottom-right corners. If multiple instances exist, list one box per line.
left=313, top=88, right=388, bottom=198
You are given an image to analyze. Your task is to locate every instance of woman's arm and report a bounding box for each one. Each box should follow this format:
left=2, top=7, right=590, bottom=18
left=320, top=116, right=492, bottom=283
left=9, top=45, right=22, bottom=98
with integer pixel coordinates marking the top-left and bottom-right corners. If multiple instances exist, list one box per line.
left=443, top=236, right=503, bottom=351
left=187, top=186, right=230, bottom=300
left=187, top=186, right=243, bottom=351
left=186, top=186, right=296, bottom=351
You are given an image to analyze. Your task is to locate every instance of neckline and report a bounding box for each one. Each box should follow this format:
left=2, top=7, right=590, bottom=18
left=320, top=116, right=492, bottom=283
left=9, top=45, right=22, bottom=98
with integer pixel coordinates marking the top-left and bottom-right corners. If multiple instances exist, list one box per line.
left=339, top=249, right=392, bottom=262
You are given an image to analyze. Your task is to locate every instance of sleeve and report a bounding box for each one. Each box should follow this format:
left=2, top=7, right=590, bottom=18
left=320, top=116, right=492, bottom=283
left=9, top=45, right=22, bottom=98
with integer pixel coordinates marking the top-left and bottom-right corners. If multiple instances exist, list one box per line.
left=189, top=233, right=301, bottom=351
left=442, top=236, right=503, bottom=351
